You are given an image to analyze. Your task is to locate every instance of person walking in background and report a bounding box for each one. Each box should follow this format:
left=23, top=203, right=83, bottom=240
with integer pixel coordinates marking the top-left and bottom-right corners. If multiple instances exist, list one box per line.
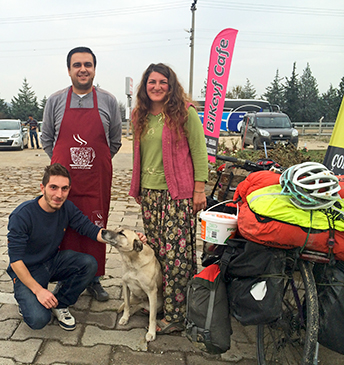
left=41, top=46, right=122, bottom=302
left=129, top=63, right=208, bottom=334
left=26, top=115, right=41, bottom=149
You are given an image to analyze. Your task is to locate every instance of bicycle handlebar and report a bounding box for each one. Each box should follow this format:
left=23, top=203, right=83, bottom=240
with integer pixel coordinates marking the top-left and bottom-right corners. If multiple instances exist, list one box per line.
left=216, top=155, right=265, bottom=172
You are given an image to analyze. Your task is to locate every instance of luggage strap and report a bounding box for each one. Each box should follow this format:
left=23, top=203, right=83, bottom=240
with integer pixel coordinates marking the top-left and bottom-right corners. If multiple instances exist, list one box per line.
left=203, top=289, right=216, bottom=345
left=219, top=239, right=245, bottom=282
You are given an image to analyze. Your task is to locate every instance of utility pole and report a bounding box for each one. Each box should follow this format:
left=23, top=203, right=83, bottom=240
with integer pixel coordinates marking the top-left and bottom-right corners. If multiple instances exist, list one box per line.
left=188, top=0, right=197, bottom=98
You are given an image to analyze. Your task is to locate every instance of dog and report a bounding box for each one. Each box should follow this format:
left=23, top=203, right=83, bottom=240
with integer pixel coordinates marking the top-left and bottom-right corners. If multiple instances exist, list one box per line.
left=102, top=228, right=163, bottom=342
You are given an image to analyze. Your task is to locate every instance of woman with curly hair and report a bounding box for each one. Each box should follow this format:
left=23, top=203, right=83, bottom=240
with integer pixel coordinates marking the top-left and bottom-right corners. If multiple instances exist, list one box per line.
left=129, top=63, right=208, bottom=334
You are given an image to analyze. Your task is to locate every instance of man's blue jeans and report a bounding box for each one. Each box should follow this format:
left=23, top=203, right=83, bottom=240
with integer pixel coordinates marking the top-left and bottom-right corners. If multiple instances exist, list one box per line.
left=13, top=250, right=97, bottom=330
left=29, top=130, right=40, bottom=148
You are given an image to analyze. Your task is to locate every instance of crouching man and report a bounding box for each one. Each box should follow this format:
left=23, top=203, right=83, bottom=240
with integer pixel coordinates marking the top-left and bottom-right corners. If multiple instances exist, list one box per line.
left=6, top=163, right=143, bottom=331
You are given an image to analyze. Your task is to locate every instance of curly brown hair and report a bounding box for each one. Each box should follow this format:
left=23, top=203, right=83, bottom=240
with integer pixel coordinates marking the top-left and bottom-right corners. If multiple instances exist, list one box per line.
left=132, top=63, right=193, bottom=140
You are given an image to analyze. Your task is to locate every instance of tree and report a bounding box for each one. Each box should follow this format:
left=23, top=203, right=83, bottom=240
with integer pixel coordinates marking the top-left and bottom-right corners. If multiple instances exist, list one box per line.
left=283, top=62, right=301, bottom=122
left=263, top=69, right=285, bottom=110
left=10, top=78, right=39, bottom=121
left=319, top=84, right=341, bottom=123
left=0, top=97, right=10, bottom=118
left=242, top=78, right=256, bottom=99
left=299, top=63, right=320, bottom=122
left=118, top=101, right=126, bottom=124
left=200, top=78, right=207, bottom=97
left=37, top=96, right=47, bottom=120
left=338, top=76, right=344, bottom=101
left=226, top=85, right=245, bottom=99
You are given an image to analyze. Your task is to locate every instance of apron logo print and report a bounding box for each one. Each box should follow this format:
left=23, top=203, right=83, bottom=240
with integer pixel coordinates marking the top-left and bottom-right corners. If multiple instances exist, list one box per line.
left=70, top=134, right=96, bottom=170
left=93, top=211, right=104, bottom=228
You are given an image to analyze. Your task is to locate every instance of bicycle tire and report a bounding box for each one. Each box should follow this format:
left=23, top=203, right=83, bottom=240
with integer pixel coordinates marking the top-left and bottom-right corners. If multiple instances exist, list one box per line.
left=256, top=259, right=319, bottom=365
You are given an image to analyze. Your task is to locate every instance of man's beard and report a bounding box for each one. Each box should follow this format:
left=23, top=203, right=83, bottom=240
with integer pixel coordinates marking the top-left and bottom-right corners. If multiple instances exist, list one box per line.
left=43, top=192, right=64, bottom=212
left=75, top=77, right=94, bottom=91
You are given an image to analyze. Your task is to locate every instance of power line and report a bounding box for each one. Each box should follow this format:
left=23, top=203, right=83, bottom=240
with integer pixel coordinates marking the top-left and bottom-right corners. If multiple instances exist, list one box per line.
left=0, top=2, right=188, bottom=24
left=201, top=1, right=344, bottom=17
left=1, top=1, right=343, bottom=26
left=198, top=29, right=344, bottom=41
left=0, top=29, right=185, bottom=45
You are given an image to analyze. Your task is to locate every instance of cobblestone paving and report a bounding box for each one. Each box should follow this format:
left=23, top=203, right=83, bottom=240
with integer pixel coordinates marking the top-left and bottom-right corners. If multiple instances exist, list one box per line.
left=0, top=149, right=342, bottom=364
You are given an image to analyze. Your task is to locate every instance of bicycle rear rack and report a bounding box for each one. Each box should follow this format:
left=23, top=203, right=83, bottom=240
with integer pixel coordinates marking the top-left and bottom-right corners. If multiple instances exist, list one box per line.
left=299, top=249, right=330, bottom=264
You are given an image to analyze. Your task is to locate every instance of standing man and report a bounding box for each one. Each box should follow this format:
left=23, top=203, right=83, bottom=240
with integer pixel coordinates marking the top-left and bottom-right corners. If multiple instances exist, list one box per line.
left=26, top=115, right=41, bottom=149
left=41, top=46, right=122, bottom=302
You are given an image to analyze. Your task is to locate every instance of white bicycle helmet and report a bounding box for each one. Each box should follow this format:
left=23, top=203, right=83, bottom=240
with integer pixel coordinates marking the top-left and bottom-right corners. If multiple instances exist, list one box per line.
left=280, top=162, right=341, bottom=210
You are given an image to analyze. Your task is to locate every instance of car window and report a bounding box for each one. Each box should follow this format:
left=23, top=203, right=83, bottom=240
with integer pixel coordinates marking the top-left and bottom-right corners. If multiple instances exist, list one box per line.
left=256, top=117, right=291, bottom=129
left=0, top=121, right=20, bottom=130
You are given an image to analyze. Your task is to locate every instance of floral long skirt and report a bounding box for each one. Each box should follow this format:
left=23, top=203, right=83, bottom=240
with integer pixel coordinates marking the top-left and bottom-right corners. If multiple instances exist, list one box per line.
left=140, top=188, right=197, bottom=323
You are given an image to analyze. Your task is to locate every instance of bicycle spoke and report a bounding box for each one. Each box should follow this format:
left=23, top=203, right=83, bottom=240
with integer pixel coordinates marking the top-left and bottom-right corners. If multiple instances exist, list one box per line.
left=257, top=259, right=319, bottom=365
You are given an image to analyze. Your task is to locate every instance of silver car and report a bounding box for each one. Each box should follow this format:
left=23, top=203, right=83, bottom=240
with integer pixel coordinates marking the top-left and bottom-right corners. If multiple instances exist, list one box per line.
left=0, top=119, right=29, bottom=150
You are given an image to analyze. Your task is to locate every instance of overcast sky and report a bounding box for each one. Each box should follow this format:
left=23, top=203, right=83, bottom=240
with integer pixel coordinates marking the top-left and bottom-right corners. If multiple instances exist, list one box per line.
left=1, top=0, right=343, bottom=106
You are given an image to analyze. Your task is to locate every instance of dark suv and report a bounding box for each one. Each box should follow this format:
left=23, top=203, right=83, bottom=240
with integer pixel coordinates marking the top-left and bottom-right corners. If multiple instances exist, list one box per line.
left=240, top=112, right=298, bottom=150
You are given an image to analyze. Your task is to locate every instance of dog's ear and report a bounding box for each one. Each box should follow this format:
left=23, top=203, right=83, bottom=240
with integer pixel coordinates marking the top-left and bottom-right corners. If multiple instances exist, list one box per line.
left=133, top=239, right=143, bottom=252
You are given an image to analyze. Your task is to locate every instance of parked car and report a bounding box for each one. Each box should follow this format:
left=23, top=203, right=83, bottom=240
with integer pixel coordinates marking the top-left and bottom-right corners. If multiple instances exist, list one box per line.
left=37, top=121, right=43, bottom=139
left=0, top=119, right=29, bottom=150
left=240, top=112, right=298, bottom=150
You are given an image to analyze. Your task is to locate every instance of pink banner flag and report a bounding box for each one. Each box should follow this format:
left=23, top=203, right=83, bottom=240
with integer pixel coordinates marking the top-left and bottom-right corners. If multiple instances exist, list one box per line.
left=203, top=28, right=238, bottom=162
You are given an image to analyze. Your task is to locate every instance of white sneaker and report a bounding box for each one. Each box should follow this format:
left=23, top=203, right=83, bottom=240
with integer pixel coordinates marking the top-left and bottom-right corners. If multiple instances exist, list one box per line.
left=52, top=308, right=76, bottom=331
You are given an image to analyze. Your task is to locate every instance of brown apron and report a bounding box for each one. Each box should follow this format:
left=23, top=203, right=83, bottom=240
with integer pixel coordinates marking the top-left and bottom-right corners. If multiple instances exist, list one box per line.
left=51, top=87, right=112, bottom=276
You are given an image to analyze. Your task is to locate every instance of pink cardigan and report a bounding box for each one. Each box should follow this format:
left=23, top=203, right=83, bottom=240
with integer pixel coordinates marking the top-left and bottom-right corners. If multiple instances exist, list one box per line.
left=129, top=106, right=195, bottom=200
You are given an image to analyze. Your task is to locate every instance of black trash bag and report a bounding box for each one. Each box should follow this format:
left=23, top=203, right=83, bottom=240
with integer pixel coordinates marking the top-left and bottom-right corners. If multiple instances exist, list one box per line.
left=219, top=239, right=286, bottom=326
left=185, top=264, right=232, bottom=354
left=314, top=261, right=344, bottom=355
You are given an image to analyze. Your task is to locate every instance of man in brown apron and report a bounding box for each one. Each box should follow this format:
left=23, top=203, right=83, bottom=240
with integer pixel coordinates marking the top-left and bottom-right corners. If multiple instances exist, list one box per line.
left=41, top=47, right=122, bottom=301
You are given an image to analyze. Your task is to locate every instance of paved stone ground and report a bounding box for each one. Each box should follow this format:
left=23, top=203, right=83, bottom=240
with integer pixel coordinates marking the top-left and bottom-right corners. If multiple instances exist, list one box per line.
left=0, top=139, right=342, bottom=364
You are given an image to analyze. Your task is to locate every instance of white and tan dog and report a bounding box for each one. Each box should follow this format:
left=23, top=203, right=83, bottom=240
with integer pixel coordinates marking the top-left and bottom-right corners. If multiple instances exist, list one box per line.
left=102, top=228, right=163, bottom=342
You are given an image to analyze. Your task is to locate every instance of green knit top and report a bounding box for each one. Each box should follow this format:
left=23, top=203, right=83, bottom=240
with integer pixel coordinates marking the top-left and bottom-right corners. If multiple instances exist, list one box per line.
left=140, top=107, right=208, bottom=190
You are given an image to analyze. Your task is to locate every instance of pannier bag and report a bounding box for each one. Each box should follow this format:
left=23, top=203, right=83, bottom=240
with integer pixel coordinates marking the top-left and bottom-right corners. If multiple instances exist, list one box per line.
left=314, top=261, right=344, bottom=355
left=185, top=264, right=232, bottom=354
left=238, top=184, right=344, bottom=260
left=228, top=274, right=284, bottom=326
left=220, top=239, right=286, bottom=326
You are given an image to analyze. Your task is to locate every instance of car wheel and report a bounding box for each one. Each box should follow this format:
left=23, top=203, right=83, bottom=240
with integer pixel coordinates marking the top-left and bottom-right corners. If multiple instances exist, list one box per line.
left=18, top=140, right=24, bottom=151
left=241, top=137, right=248, bottom=148
left=253, top=139, right=259, bottom=150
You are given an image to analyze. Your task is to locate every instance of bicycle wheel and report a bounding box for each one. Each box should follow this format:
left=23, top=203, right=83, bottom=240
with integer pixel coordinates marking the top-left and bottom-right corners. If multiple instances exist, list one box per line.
left=256, top=259, right=319, bottom=365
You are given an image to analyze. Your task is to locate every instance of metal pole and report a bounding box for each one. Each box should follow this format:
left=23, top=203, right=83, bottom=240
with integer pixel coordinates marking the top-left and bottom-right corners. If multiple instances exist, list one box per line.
left=189, top=0, right=197, bottom=98
left=126, top=95, right=132, bottom=138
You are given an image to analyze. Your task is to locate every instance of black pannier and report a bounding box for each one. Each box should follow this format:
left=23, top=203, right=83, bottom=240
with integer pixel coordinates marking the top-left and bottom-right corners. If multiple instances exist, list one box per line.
left=314, top=261, right=344, bottom=355
left=185, top=264, right=232, bottom=354
left=219, top=238, right=286, bottom=326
